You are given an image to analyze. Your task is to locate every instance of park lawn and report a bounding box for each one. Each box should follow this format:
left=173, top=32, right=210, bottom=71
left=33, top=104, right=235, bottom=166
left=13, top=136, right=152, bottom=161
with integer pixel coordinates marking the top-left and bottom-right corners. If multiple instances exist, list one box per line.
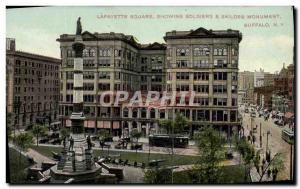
left=8, top=148, right=31, bottom=184
left=173, top=165, right=251, bottom=184
left=30, top=145, right=199, bottom=166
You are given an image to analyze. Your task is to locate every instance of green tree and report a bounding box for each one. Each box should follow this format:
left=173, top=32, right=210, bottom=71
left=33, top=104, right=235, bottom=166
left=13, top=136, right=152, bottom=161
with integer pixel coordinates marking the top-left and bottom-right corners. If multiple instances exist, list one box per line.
left=158, top=113, right=190, bottom=155
left=13, top=133, right=33, bottom=166
left=130, top=128, right=142, bottom=154
left=60, top=127, right=70, bottom=147
left=234, top=136, right=255, bottom=182
left=192, top=126, right=225, bottom=183
left=31, top=124, right=47, bottom=147
left=97, top=130, right=111, bottom=152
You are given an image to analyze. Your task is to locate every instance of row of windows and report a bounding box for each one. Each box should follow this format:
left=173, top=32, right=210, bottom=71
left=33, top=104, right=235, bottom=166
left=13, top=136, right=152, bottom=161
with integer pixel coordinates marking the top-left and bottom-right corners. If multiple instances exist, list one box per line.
left=171, top=60, right=237, bottom=68
left=173, top=47, right=237, bottom=57
left=15, top=60, right=59, bottom=70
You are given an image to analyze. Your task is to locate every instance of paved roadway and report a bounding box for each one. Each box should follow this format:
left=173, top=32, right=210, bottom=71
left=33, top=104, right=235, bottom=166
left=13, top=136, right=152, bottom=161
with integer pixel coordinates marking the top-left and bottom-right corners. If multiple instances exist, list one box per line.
left=240, top=106, right=293, bottom=181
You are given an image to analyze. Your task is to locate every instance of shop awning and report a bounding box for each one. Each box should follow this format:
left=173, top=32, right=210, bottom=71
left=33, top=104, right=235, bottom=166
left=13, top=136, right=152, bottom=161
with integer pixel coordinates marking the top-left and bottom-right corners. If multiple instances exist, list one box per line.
left=84, top=120, right=95, bottom=128
left=97, top=121, right=111, bottom=129
left=112, top=121, right=120, bottom=129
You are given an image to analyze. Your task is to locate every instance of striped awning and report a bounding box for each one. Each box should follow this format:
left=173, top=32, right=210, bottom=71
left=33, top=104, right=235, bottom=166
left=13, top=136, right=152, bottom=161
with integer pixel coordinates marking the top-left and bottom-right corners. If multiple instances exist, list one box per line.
left=97, top=121, right=111, bottom=129
left=112, top=121, right=120, bottom=129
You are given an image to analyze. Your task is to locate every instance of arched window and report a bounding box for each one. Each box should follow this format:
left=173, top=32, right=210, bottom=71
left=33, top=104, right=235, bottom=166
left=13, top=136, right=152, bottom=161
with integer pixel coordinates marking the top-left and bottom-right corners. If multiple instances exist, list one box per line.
left=214, top=48, right=218, bottom=55
left=150, top=108, right=156, bottom=119
left=141, top=108, right=147, bottom=118
left=223, top=48, right=227, bottom=55
left=132, top=108, right=138, bottom=118
left=83, top=49, right=89, bottom=57
left=89, top=49, right=96, bottom=57
left=123, top=108, right=128, bottom=117
left=218, top=49, right=222, bottom=56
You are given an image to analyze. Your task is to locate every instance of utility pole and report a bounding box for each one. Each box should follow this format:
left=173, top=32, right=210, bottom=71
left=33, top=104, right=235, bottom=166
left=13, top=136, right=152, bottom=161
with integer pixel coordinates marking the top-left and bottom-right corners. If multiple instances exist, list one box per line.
left=266, top=131, right=270, bottom=150
left=259, top=122, right=262, bottom=148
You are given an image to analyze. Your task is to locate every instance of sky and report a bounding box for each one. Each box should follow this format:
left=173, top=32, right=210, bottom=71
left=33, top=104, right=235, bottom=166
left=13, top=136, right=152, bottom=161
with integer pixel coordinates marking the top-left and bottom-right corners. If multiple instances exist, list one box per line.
left=6, top=6, right=294, bottom=73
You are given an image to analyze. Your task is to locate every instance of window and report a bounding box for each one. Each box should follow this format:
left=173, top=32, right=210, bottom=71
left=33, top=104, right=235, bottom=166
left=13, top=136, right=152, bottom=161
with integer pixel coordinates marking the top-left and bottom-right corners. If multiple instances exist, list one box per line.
left=194, top=98, right=209, bottom=106
left=193, top=47, right=210, bottom=56
left=176, top=60, right=188, bottom=68
left=83, top=72, right=94, bottom=79
left=99, top=72, right=110, bottom=79
left=150, top=109, right=156, bottom=118
left=66, top=83, right=73, bottom=90
left=214, top=72, right=227, bottom=80
left=66, top=94, right=73, bottom=102
left=213, top=98, right=227, bottom=106
left=194, top=60, right=209, bottom=68
left=67, top=59, right=74, bottom=67
left=194, top=85, right=209, bottom=93
left=141, top=108, right=147, bottom=118
left=132, top=108, right=138, bottom=118
left=99, top=59, right=110, bottom=67
left=98, top=83, right=110, bottom=90
left=230, top=111, right=237, bottom=122
left=232, top=98, right=237, bottom=106
left=214, top=59, right=227, bottom=68
left=123, top=108, right=129, bottom=117
left=213, top=47, right=228, bottom=56
left=213, top=85, right=227, bottom=93
left=99, top=49, right=111, bottom=57
left=66, top=72, right=74, bottom=79
left=114, top=49, right=122, bottom=57
left=176, top=85, right=189, bottom=91
left=232, top=85, right=237, bottom=93
left=83, top=95, right=94, bottom=102
left=176, top=47, right=190, bottom=56
left=83, top=83, right=94, bottom=91
left=151, top=76, right=162, bottom=82
left=192, top=110, right=210, bottom=121
left=83, top=60, right=95, bottom=68
left=67, top=49, right=75, bottom=57
left=212, top=110, right=228, bottom=121
left=232, top=60, right=238, bottom=68
left=83, top=49, right=89, bottom=57
left=141, top=57, right=148, bottom=64
left=194, top=72, right=209, bottom=80
left=176, top=72, right=189, bottom=80
left=232, top=72, right=238, bottom=81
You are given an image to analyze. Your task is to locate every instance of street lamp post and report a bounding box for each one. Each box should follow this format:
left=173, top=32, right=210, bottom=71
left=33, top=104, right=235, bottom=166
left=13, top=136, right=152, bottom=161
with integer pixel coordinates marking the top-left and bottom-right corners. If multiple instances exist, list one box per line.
left=259, top=122, right=262, bottom=148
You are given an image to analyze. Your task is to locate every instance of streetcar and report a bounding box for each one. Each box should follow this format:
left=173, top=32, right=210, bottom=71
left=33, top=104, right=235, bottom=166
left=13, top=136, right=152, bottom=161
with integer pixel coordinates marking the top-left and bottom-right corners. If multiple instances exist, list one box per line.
left=148, top=134, right=189, bottom=148
left=282, top=128, right=294, bottom=144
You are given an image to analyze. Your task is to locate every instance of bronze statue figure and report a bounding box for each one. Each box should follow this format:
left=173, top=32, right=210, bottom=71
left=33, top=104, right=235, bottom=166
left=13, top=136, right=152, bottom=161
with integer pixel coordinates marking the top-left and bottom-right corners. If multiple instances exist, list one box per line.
left=87, top=135, right=92, bottom=150
left=69, top=136, right=74, bottom=151
left=76, top=17, right=82, bottom=35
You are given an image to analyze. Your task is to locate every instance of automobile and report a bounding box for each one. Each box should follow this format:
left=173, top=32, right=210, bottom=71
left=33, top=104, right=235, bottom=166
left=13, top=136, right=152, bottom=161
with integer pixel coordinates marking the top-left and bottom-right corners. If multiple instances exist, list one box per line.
left=250, top=112, right=256, bottom=118
left=245, top=109, right=249, bottom=113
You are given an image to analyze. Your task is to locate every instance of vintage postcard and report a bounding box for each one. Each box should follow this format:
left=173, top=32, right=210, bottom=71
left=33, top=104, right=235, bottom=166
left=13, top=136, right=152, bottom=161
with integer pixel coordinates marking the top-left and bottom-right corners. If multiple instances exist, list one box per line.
left=6, top=6, right=295, bottom=184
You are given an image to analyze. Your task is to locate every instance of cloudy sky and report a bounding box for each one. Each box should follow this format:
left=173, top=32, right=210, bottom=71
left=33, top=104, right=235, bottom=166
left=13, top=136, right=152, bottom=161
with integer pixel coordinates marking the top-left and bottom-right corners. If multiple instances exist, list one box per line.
left=6, top=6, right=294, bottom=73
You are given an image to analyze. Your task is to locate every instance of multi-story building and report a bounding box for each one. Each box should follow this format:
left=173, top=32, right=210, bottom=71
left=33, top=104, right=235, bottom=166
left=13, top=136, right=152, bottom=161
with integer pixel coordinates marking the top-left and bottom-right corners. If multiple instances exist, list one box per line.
left=6, top=38, right=61, bottom=129
left=238, top=71, right=254, bottom=104
left=58, top=27, right=242, bottom=138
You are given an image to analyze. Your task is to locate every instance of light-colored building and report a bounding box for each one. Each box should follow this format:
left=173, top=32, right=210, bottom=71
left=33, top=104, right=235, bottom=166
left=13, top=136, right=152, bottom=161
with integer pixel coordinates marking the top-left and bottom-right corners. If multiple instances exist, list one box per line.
left=58, top=27, right=242, bottom=138
left=6, top=38, right=61, bottom=129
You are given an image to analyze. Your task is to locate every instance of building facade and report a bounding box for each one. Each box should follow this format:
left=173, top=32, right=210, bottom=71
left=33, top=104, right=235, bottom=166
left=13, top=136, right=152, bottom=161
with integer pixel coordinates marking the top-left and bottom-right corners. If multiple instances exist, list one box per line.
left=6, top=38, right=61, bottom=129
left=58, top=28, right=242, bottom=138
left=238, top=71, right=254, bottom=104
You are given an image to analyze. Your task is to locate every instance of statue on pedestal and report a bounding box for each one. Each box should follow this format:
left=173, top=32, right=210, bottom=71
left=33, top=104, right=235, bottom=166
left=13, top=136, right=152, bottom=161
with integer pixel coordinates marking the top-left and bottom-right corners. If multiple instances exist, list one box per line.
left=87, top=135, right=92, bottom=150
left=76, top=17, right=82, bottom=35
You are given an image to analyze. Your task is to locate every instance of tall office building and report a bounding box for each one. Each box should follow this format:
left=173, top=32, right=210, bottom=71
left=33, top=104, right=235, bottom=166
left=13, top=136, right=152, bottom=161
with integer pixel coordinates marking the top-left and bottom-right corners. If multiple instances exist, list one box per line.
left=58, top=27, right=242, bottom=138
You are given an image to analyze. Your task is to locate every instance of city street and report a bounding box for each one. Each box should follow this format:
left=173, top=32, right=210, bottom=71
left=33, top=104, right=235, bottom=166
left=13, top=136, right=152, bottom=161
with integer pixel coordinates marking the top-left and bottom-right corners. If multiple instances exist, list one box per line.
left=240, top=106, right=293, bottom=180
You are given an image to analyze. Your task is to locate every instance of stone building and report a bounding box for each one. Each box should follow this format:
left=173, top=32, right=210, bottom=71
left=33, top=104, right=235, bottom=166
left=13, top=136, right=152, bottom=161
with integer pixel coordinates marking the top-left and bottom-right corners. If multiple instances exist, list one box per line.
left=58, top=27, right=242, bottom=137
left=6, top=38, right=61, bottom=129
